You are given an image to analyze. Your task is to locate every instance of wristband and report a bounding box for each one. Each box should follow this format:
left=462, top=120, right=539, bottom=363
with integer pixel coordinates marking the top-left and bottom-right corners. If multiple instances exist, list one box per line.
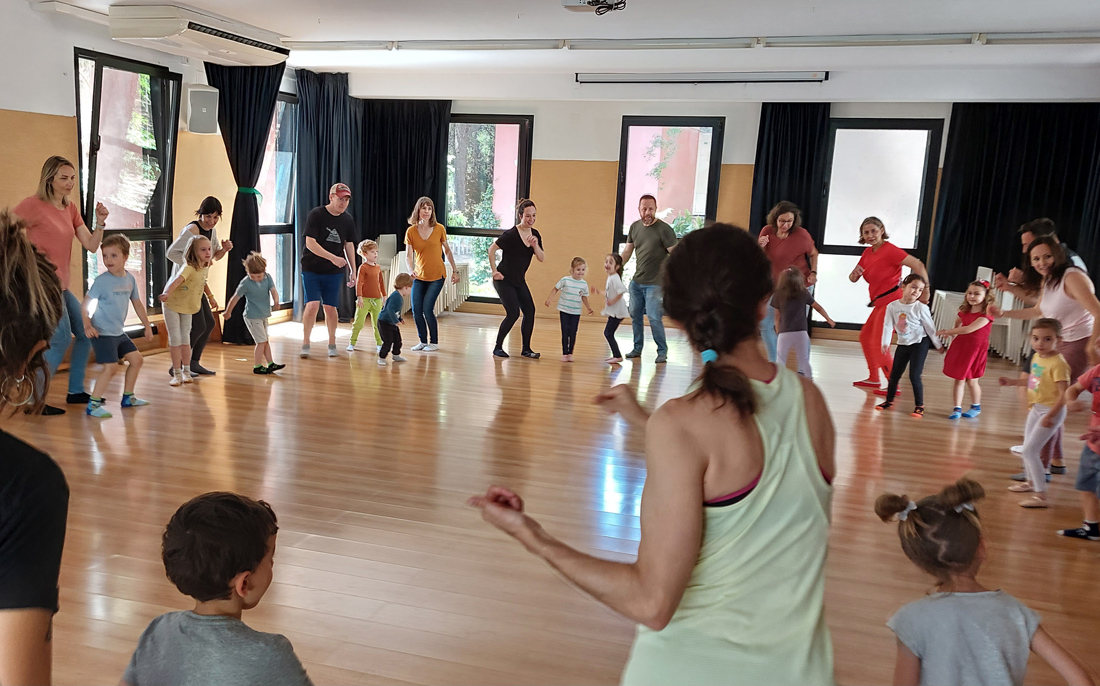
left=809, top=270, right=817, bottom=274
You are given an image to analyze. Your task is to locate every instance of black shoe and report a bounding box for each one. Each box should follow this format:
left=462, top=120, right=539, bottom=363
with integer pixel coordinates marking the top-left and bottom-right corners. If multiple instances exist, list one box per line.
left=191, top=363, right=216, bottom=376
left=1050, top=465, right=1068, bottom=474
left=521, top=350, right=541, bottom=359
left=253, top=366, right=272, bottom=375
left=1058, top=525, right=1100, bottom=541
left=38, top=404, right=66, bottom=416
left=493, top=349, right=510, bottom=358
left=267, top=363, right=286, bottom=372
left=66, top=392, right=91, bottom=404
left=625, top=350, right=642, bottom=359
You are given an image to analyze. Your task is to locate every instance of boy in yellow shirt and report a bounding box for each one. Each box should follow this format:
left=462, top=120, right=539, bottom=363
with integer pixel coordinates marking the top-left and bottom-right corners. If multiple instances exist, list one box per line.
left=999, top=318, right=1070, bottom=508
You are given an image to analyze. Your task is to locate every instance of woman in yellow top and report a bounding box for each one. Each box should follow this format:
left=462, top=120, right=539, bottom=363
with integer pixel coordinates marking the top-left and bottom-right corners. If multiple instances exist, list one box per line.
left=469, top=224, right=836, bottom=686
left=404, top=197, right=459, bottom=352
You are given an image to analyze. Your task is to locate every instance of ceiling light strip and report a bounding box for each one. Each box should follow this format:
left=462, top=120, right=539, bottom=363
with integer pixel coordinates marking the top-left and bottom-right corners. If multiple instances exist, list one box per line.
left=575, top=71, right=829, bottom=84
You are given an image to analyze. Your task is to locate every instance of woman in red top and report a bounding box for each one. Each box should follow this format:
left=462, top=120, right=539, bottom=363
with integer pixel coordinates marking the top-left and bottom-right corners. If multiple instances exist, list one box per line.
left=757, top=201, right=819, bottom=363
left=849, top=217, right=929, bottom=390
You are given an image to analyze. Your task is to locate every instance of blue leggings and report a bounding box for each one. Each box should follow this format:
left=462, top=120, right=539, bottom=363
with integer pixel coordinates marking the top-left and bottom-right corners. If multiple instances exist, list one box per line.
left=411, top=278, right=444, bottom=344
left=42, top=289, right=90, bottom=394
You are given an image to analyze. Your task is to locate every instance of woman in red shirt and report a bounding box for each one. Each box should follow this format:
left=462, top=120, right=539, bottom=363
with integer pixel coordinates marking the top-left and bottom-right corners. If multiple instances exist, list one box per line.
left=849, top=217, right=929, bottom=390
left=757, top=201, right=819, bottom=363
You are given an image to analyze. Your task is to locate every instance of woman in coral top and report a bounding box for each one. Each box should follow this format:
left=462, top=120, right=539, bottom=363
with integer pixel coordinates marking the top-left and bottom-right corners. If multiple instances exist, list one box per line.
left=849, top=216, right=929, bottom=392
left=14, top=156, right=109, bottom=415
left=404, top=197, right=459, bottom=352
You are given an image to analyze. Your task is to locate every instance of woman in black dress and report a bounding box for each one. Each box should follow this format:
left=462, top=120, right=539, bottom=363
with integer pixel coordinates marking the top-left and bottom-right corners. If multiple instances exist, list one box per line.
left=488, top=199, right=545, bottom=358
left=0, top=210, right=70, bottom=684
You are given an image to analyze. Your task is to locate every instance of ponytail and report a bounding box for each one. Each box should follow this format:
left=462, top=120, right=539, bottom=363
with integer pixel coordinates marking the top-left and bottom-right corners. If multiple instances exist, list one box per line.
left=699, top=351, right=757, bottom=415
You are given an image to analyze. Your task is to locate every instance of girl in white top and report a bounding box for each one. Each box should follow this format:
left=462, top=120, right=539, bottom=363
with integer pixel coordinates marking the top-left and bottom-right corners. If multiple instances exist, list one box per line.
left=593, top=253, right=629, bottom=364
left=876, top=478, right=1091, bottom=686
left=877, top=274, right=942, bottom=417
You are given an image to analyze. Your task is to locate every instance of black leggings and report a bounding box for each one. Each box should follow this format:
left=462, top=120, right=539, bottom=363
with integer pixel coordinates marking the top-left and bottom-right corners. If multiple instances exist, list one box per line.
left=887, top=337, right=931, bottom=406
left=560, top=312, right=580, bottom=355
left=494, top=279, right=536, bottom=352
left=604, top=317, right=622, bottom=358
left=189, top=295, right=215, bottom=363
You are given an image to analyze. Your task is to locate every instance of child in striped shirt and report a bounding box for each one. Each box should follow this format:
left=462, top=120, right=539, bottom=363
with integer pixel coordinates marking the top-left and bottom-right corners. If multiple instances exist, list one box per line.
left=546, top=256, right=594, bottom=362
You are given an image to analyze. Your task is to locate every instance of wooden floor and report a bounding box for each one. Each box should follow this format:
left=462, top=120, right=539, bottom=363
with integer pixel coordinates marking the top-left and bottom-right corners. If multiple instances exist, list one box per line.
left=7, top=313, right=1100, bottom=685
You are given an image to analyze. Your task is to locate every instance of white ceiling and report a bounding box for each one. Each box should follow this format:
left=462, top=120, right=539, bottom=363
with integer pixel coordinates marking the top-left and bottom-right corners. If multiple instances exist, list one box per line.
left=74, top=0, right=1100, bottom=74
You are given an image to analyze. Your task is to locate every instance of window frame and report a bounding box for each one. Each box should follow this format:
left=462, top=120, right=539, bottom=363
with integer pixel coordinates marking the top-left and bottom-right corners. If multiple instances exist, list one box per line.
left=443, top=113, right=535, bottom=303
left=258, top=92, right=299, bottom=311
left=611, top=115, right=726, bottom=254
left=813, top=117, right=944, bottom=330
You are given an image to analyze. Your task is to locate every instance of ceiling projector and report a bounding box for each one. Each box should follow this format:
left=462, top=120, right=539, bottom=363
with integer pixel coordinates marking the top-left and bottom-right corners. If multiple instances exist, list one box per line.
left=563, top=0, right=627, bottom=14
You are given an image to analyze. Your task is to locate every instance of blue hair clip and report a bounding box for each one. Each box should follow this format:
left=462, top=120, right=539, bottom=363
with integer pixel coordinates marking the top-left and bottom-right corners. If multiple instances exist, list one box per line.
left=701, top=349, right=719, bottom=365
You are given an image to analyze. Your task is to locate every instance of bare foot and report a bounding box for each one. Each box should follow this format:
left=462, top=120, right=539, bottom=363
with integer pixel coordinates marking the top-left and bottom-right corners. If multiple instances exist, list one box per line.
left=562, top=355, right=571, bottom=362
left=606, top=356, right=623, bottom=364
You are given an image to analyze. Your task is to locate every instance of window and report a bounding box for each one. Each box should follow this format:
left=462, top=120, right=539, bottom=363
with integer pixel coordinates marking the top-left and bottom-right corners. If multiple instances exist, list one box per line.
left=613, top=117, right=725, bottom=284
left=77, top=49, right=181, bottom=320
left=811, top=119, right=943, bottom=328
left=258, top=94, right=298, bottom=310
left=444, top=114, right=533, bottom=301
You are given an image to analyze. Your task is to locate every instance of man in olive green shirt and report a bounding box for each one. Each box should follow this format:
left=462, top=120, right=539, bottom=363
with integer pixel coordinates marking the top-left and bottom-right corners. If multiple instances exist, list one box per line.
left=621, top=195, right=677, bottom=363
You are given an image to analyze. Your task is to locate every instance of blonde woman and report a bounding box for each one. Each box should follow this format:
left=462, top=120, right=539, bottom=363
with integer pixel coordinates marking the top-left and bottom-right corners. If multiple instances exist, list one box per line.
left=404, top=196, right=459, bottom=351
left=13, top=156, right=109, bottom=414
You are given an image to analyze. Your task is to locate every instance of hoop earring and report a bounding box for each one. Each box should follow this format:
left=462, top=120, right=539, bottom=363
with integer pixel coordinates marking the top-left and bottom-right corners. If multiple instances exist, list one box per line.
left=1, top=374, right=34, bottom=407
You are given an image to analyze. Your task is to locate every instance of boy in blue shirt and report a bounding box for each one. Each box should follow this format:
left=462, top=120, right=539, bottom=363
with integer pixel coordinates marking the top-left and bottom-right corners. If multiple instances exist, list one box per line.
left=378, top=273, right=413, bottom=365
left=224, top=251, right=286, bottom=375
left=81, top=234, right=154, bottom=418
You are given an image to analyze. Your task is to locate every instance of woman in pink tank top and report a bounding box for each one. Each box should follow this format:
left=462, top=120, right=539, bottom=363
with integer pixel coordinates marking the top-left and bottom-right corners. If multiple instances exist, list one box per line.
left=997, top=236, right=1100, bottom=380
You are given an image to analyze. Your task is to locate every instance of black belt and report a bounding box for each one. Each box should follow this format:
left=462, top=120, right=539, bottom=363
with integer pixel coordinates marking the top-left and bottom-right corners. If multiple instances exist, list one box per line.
left=868, top=284, right=900, bottom=308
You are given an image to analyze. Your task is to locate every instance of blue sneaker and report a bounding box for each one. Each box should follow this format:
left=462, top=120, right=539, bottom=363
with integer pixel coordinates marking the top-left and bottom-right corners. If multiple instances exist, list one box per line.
left=949, top=407, right=963, bottom=420
left=86, top=399, right=112, bottom=418
left=121, top=394, right=149, bottom=408
left=962, top=405, right=981, bottom=418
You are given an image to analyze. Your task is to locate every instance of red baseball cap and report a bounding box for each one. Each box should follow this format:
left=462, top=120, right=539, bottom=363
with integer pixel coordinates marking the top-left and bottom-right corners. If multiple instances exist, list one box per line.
left=329, top=183, right=351, bottom=198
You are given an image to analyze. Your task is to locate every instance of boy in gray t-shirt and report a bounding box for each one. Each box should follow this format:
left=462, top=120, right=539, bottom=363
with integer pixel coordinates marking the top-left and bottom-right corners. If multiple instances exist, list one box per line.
left=122, top=493, right=312, bottom=686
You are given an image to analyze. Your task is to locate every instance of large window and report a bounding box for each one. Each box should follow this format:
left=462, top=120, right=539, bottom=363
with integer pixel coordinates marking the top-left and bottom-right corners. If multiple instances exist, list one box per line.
left=613, top=116, right=725, bottom=284
left=444, top=114, right=533, bottom=301
left=77, top=49, right=181, bottom=320
left=811, top=119, right=943, bottom=328
left=258, top=94, right=298, bottom=310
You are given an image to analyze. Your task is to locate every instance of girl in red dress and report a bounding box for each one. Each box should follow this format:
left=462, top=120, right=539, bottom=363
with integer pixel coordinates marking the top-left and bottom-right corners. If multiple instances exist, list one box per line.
left=937, top=280, right=996, bottom=419
left=849, top=217, right=930, bottom=391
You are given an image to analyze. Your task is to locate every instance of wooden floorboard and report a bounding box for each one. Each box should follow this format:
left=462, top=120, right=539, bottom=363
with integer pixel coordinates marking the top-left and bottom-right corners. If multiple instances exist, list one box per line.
left=7, top=312, right=1099, bottom=685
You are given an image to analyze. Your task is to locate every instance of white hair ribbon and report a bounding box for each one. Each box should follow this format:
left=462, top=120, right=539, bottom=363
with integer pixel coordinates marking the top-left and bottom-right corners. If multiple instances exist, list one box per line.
left=897, top=501, right=918, bottom=521
left=954, top=502, right=975, bottom=513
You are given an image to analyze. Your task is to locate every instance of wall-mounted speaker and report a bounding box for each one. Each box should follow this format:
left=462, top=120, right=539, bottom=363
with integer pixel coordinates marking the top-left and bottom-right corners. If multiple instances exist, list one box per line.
left=184, top=84, right=219, bottom=135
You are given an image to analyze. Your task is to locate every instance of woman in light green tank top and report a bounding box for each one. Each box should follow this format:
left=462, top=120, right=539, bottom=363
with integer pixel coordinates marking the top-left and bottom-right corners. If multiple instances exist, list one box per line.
left=469, top=225, right=837, bottom=686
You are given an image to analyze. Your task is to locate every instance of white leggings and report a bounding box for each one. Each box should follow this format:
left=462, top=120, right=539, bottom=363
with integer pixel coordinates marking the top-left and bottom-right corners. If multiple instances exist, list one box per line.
left=163, top=307, right=193, bottom=347
left=1022, top=404, right=1067, bottom=493
left=777, top=331, right=813, bottom=379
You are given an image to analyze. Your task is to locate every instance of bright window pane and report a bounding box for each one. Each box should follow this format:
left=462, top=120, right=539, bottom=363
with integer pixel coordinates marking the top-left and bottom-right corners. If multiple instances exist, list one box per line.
left=448, top=235, right=497, bottom=298
left=77, top=57, right=95, bottom=208
left=93, top=66, right=175, bottom=231
left=446, top=123, right=520, bottom=231
left=621, top=125, right=713, bottom=239
left=257, top=100, right=297, bottom=226
left=822, top=129, right=930, bottom=249
left=260, top=234, right=294, bottom=305
left=812, top=253, right=911, bottom=326
left=85, top=240, right=161, bottom=326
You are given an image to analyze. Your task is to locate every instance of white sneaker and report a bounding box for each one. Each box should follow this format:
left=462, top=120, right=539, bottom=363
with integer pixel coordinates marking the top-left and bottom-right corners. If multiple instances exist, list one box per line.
left=423, top=344, right=439, bottom=352
left=1010, top=445, right=1023, bottom=456
left=346, top=344, right=356, bottom=352
left=328, top=345, right=338, bottom=358
left=392, top=355, right=406, bottom=362
left=411, top=343, right=427, bottom=351
left=300, top=345, right=310, bottom=358
left=377, top=357, right=387, bottom=366
left=169, top=374, right=182, bottom=387
left=182, top=370, right=194, bottom=384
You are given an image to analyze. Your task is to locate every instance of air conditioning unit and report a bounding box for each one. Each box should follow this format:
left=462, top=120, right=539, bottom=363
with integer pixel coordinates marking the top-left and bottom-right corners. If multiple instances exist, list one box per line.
left=108, top=5, right=290, bottom=67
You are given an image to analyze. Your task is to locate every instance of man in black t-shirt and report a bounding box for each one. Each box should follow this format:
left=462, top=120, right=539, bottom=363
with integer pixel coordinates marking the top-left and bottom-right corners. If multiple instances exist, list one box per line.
left=300, top=183, right=357, bottom=358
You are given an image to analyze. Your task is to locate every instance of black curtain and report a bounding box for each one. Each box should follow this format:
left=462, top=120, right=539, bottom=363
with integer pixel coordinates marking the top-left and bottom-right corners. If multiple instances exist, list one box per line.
left=748, top=103, right=831, bottom=242
left=931, top=103, right=1100, bottom=292
left=296, top=69, right=451, bottom=319
left=204, top=61, right=286, bottom=344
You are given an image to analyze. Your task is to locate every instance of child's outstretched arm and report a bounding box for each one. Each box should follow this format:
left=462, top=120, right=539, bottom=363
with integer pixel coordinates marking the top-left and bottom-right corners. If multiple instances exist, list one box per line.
left=892, top=640, right=921, bottom=686
left=606, top=289, right=624, bottom=305
left=158, top=273, right=185, bottom=302
left=270, top=286, right=280, bottom=309
left=223, top=294, right=241, bottom=320
left=918, top=304, right=943, bottom=349
left=937, top=316, right=991, bottom=338
left=1066, top=380, right=1087, bottom=412
left=581, top=294, right=594, bottom=315
left=130, top=294, right=154, bottom=341
left=1031, top=626, right=1095, bottom=685
left=811, top=302, right=836, bottom=328
left=545, top=286, right=560, bottom=308
left=81, top=292, right=100, bottom=338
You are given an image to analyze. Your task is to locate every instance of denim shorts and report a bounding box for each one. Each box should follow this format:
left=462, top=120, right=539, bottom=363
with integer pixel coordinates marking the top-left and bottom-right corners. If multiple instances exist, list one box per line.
left=302, top=271, right=344, bottom=307
left=1076, top=445, right=1100, bottom=496
left=91, top=334, right=137, bottom=364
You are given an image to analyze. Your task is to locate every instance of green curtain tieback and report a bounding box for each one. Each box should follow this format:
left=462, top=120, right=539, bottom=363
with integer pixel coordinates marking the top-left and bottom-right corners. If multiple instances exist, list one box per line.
left=238, top=186, right=263, bottom=206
